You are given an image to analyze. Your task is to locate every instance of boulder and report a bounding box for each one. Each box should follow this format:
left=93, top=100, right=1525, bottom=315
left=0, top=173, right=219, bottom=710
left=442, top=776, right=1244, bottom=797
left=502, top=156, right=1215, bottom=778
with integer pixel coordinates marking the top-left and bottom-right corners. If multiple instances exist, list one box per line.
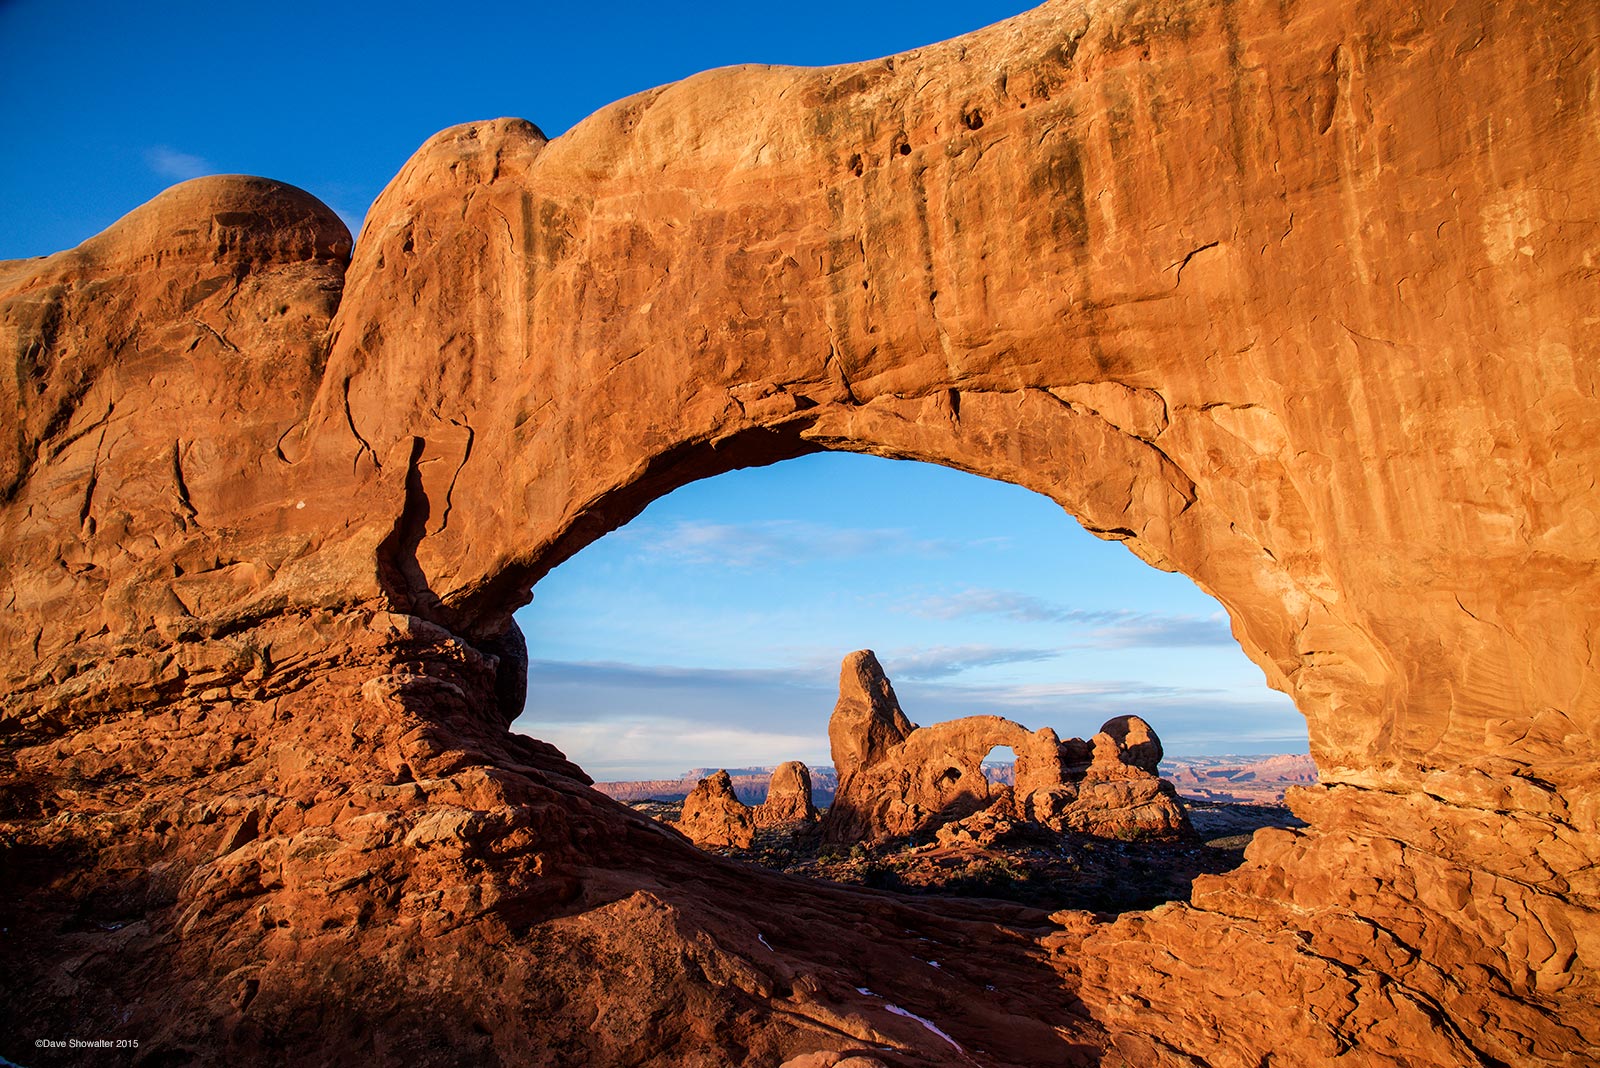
left=933, top=792, right=1023, bottom=849
left=675, top=769, right=755, bottom=849
left=1092, top=715, right=1163, bottom=776
left=754, top=760, right=817, bottom=827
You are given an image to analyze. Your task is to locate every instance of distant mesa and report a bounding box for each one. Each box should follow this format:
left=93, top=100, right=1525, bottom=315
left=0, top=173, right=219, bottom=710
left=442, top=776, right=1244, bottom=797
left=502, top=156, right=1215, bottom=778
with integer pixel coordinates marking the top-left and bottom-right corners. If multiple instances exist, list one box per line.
left=595, top=767, right=839, bottom=807
left=1160, top=753, right=1319, bottom=804
left=598, top=753, right=1316, bottom=809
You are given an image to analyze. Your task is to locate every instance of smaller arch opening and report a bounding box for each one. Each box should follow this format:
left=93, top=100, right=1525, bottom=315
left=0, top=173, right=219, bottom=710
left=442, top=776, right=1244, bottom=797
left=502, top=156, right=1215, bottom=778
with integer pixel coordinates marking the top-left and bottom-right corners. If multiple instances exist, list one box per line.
left=981, top=745, right=1017, bottom=787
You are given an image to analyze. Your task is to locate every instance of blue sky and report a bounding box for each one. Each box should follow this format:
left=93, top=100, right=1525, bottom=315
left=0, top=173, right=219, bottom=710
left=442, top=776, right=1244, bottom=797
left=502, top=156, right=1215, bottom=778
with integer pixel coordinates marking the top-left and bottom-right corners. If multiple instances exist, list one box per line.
left=0, top=0, right=1039, bottom=257
left=1, top=0, right=1306, bottom=777
left=516, top=454, right=1306, bottom=779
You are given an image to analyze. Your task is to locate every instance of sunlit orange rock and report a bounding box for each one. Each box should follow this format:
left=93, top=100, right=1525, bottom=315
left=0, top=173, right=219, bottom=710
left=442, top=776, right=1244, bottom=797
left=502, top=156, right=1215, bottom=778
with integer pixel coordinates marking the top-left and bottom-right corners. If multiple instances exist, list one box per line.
left=755, top=760, right=819, bottom=827
left=823, top=651, right=1190, bottom=843
left=675, top=769, right=756, bottom=848
left=2, top=0, right=1597, bottom=1063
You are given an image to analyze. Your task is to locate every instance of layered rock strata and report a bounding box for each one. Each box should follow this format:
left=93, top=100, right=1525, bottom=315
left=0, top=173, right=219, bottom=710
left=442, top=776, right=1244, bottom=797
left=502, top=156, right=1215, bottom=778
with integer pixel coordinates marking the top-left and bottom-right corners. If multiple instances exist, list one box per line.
left=2, top=0, right=1598, bottom=1063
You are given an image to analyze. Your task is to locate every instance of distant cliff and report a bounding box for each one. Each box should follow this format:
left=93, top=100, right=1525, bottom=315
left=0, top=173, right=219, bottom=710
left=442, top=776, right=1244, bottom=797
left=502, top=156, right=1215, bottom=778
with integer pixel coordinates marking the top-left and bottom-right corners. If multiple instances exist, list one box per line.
left=1161, top=754, right=1318, bottom=804
left=594, top=754, right=1317, bottom=809
left=595, top=766, right=839, bottom=808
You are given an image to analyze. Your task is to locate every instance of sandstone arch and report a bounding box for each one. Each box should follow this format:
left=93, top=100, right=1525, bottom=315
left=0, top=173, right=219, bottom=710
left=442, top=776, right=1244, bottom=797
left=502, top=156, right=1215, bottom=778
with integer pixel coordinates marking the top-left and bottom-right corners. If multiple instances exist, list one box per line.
left=827, top=708, right=1056, bottom=843
left=2, top=0, right=1597, bottom=1064
left=822, top=652, right=1189, bottom=844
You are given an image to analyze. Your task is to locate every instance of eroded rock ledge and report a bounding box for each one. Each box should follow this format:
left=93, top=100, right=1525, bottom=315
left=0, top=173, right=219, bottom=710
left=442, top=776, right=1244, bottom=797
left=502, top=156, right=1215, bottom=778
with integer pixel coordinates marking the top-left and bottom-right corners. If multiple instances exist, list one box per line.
left=2, top=0, right=1597, bottom=1064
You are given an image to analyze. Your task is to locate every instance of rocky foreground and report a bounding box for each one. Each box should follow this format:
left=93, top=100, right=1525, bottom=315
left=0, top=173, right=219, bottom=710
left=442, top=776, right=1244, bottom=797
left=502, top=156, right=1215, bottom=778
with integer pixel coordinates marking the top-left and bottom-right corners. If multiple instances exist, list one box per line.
left=3, top=0, right=1597, bottom=1063
left=631, top=796, right=1304, bottom=915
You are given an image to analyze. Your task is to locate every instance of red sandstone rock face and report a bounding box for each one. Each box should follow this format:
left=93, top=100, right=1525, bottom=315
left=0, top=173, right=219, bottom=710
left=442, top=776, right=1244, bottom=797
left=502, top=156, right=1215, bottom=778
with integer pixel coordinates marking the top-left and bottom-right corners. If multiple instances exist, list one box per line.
left=2, top=0, right=1599, bottom=1064
left=675, top=769, right=756, bottom=848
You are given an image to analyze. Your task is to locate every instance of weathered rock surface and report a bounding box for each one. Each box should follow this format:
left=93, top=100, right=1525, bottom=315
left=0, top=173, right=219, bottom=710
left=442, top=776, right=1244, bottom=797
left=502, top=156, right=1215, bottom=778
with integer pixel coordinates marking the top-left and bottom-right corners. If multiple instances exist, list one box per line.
left=823, top=652, right=1190, bottom=843
left=1049, top=776, right=1191, bottom=840
left=2, top=0, right=1598, bottom=1064
left=755, top=760, right=818, bottom=827
left=675, top=769, right=756, bottom=848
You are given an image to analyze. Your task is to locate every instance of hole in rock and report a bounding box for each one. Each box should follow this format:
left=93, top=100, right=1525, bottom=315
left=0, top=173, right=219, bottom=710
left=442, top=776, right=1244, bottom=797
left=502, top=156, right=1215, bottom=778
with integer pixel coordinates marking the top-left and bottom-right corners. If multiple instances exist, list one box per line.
left=981, top=745, right=1016, bottom=785
left=512, top=452, right=1309, bottom=912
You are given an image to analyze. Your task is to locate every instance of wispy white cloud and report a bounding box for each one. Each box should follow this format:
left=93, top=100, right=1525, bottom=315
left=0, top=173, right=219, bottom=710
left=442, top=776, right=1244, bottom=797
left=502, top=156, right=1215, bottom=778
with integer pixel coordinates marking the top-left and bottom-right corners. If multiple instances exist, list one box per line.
left=518, top=715, right=828, bottom=781
left=1089, top=615, right=1235, bottom=648
left=620, top=518, right=962, bottom=569
left=513, top=655, right=1303, bottom=778
left=527, top=657, right=824, bottom=692
left=914, top=589, right=1128, bottom=625
left=521, top=658, right=836, bottom=743
left=906, top=587, right=1236, bottom=648
left=895, top=677, right=1302, bottom=751
left=906, top=678, right=1207, bottom=705
left=145, top=146, right=214, bottom=181
left=877, top=645, right=1059, bottom=680
left=528, top=645, right=1061, bottom=695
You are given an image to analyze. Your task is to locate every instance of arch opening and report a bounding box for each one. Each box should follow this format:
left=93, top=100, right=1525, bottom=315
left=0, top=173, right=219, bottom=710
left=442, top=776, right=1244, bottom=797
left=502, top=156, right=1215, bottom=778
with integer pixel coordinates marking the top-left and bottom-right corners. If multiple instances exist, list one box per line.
left=509, top=450, right=1311, bottom=913
left=982, top=745, right=1018, bottom=787
left=511, top=450, right=1306, bottom=782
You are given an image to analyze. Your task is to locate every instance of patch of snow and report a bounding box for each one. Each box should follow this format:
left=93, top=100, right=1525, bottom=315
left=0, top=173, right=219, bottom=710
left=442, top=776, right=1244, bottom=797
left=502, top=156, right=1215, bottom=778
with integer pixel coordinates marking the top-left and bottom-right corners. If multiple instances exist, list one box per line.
left=883, top=1002, right=964, bottom=1052
left=757, top=932, right=773, bottom=952
left=854, top=986, right=963, bottom=1054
